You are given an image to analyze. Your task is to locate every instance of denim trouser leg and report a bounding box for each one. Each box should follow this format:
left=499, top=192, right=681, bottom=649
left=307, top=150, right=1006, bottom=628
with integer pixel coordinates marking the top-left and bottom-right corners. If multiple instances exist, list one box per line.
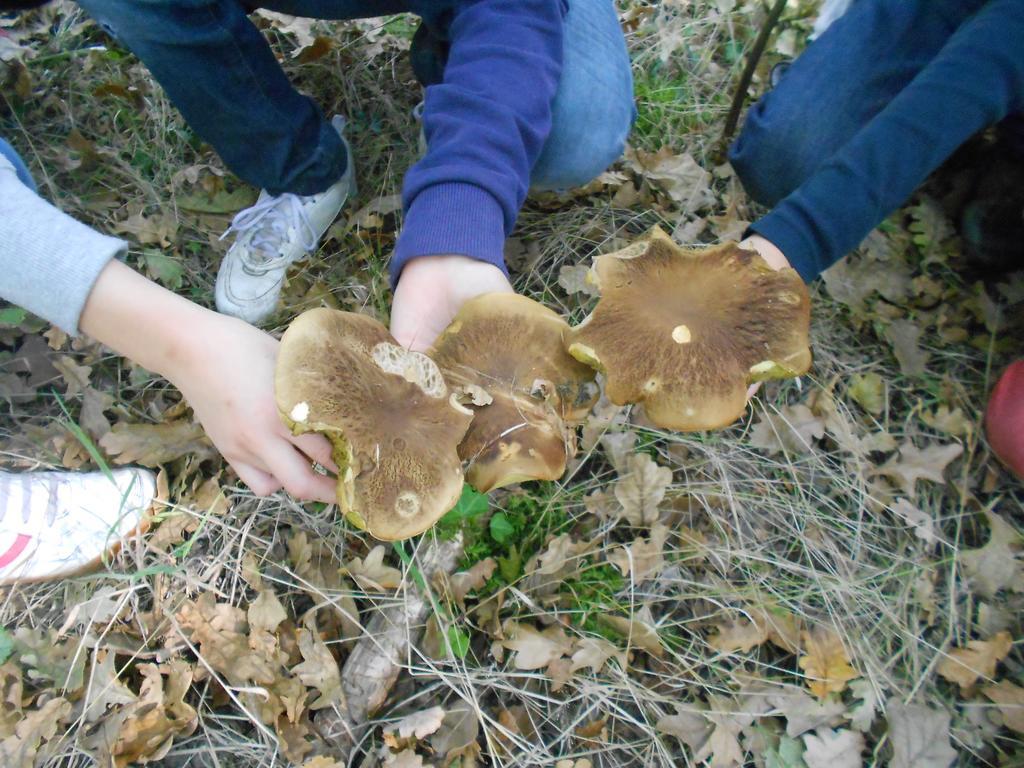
left=77, top=0, right=350, bottom=196
left=409, top=0, right=633, bottom=190
left=530, top=0, right=634, bottom=190
left=729, top=0, right=987, bottom=207
left=78, top=0, right=631, bottom=197
left=0, top=138, right=37, bottom=192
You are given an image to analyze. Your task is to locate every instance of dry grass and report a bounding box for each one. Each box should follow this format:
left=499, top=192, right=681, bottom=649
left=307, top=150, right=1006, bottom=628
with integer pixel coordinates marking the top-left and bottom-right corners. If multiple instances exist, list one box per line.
left=1, top=2, right=1023, bottom=767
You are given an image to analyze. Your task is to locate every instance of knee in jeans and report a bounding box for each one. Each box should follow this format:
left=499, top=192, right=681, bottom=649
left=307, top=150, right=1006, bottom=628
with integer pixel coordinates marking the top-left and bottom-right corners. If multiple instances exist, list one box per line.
left=531, top=100, right=634, bottom=191
left=729, top=105, right=820, bottom=207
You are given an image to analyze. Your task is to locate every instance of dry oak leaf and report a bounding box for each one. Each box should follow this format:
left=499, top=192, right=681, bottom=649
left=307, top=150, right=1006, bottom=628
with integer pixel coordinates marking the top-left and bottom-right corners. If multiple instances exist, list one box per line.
left=846, top=679, right=880, bottom=733
left=708, top=618, right=768, bottom=655
left=801, top=727, right=864, bottom=768
left=655, top=707, right=711, bottom=751
left=100, top=420, right=215, bottom=467
left=386, top=706, right=446, bottom=740
left=247, top=589, right=289, bottom=633
left=885, top=699, right=957, bottom=768
left=959, top=509, right=1023, bottom=599
left=874, top=441, right=963, bottom=496
left=936, top=631, right=1013, bottom=693
left=342, top=545, right=403, bottom=591
left=885, top=318, right=930, bottom=376
left=384, top=750, right=425, bottom=768
left=889, top=499, right=939, bottom=545
left=570, top=635, right=627, bottom=674
left=599, top=609, right=665, bottom=657
left=767, top=688, right=846, bottom=738
left=501, top=622, right=574, bottom=670
left=302, top=758, right=345, bottom=768
left=614, top=452, right=673, bottom=526
left=749, top=404, right=825, bottom=456
left=292, top=623, right=342, bottom=709
left=608, top=522, right=669, bottom=582
left=429, top=705, right=481, bottom=764
left=981, top=680, right=1024, bottom=734
left=81, top=650, right=137, bottom=724
left=798, top=627, right=859, bottom=699
left=449, top=557, right=496, bottom=604
left=176, top=593, right=278, bottom=686
left=102, top=661, right=198, bottom=768
left=0, top=697, right=71, bottom=768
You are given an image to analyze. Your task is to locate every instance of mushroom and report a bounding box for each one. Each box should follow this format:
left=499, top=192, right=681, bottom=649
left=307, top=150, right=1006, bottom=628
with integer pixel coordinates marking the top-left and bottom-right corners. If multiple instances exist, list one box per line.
left=565, top=227, right=811, bottom=431
left=275, top=308, right=473, bottom=540
left=430, top=293, right=598, bottom=492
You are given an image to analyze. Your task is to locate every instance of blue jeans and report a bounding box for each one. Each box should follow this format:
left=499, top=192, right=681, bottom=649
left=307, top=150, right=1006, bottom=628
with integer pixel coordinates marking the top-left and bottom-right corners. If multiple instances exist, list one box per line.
left=729, top=0, right=1013, bottom=207
left=78, top=0, right=633, bottom=195
left=0, top=138, right=36, bottom=192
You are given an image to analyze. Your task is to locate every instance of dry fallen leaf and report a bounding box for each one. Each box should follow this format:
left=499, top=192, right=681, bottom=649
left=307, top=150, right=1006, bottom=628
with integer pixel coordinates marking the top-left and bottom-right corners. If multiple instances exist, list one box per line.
left=599, top=609, right=664, bottom=658
left=801, top=727, right=864, bottom=768
left=889, top=499, right=939, bottom=545
left=608, top=523, right=669, bottom=582
left=100, top=421, right=215, bottom=467
left=247, top=589, right=288, bottom=634
left=846, top=679, right=879, bottom=733
left=449, top=557, right=496, bottom=605
left=847, top=373, right=885, bottom=415
left=959, top=510, right=1023, bottom=599
left=386, top=706, right=446, bottom=740
left=0, top=697, right=71, bottom=768
left=501, top=623, right=574, bottom=670
left=656, top=707, right=711, bottom=751
left=768, top=688, right=846, bottom=738
left=342, top=545, right=403, bottom=591
left=921, top=405, right=972, bottom=437
left=292, top=622, right=342, bottom=709
left=886, top=699, right=958, bottom=768
left=614, top=453, right=673, bottom=526
left=570, top=635, right=627, bottom=674
left=981, top=680, right=1024, bottom=734
left=936, top=631, right=1012, bottom=693
left=81, top=650, right=137, bottom=724
left=626, top=146, right=714, bottom=214
left=749, top=404, right=825, bottom=455
left=798, top=627, right=859, bottom=699
left=874, top=441, right=963, bottom=496
left=885, top=319, right=930, bottom=376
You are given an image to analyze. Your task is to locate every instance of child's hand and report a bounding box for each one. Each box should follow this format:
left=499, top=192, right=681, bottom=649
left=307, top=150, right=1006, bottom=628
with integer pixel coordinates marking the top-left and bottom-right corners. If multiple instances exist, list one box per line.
left=390, top=254, right=513, bottom=352
left=168, top=316, right=338, bottom=501
left=80, top=260, right=337, bottom=502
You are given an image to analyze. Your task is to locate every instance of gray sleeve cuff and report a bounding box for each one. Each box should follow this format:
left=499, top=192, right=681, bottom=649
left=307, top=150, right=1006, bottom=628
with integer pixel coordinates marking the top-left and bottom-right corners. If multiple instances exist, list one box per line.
left=0, top=159, right=126, bottom=336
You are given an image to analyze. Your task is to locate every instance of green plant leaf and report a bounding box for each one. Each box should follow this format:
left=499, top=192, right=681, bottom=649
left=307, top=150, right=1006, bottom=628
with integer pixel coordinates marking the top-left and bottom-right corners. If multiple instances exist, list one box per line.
left=498, top=544, right=522, bottom=583
left=0, top=627, right=12, bottom=664
left=0, top=306, right=27, bottom=328
left=141, top=250, right=185, bottom=290
left=490, top=512, right=515, bottom=544
left=765, top=735, right=807, bottom=768
left=176, top=186, right=257, bottom=214
left=446, top=626, right=470, bottom=659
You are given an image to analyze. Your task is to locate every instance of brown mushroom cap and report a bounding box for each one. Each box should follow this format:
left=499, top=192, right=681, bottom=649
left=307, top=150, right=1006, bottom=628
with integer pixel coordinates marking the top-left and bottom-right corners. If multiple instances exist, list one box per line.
left=565, top=227, right=811, bottom=431
left=430, top=293, right=598, bottom=492
left=275, top=308, right=473, bottom=540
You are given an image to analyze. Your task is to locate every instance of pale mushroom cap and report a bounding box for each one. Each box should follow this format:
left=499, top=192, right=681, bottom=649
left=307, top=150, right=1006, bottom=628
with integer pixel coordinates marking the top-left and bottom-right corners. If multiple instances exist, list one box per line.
left=566, top=227, right=811, bottom=431
left=430, top=293, right=598, bottom=492
left=275, top=308, right=472, bottom=540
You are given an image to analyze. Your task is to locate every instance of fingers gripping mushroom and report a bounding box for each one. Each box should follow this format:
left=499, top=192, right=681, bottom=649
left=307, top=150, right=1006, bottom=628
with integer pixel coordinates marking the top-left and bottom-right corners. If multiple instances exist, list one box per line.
left=430, top=293, right=598, bottom=492
left=275, top=308, right=473, bottom=540
left=565, top=227, right=811, bottom=431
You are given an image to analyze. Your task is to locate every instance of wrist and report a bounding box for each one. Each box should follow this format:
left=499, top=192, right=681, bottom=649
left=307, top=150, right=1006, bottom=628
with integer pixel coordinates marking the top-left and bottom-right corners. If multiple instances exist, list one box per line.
left=739, top=234, right=790, bottom=271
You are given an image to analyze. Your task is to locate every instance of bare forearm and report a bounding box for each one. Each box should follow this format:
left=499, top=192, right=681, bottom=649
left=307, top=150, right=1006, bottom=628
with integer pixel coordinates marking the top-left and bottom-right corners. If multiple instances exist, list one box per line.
left=78, top=259, right=219, bottom=381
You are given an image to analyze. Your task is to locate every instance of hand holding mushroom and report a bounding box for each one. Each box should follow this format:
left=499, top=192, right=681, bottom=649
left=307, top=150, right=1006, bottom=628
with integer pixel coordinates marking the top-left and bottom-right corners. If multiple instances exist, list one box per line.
left=389, top=254, right=514, bottom=352
left=273, top=227, right=811, bottom=540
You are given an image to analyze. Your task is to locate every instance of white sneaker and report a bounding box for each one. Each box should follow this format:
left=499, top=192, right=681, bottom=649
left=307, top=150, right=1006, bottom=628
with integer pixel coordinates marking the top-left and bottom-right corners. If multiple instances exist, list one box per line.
left=215, top=115, right=357, bottom=325
left=0, top=468, right=156, bottom=584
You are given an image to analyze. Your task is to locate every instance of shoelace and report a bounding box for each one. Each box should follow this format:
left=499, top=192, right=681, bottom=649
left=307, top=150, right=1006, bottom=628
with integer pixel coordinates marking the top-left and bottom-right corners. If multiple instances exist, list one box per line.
left=221, top=193, right=319, bottom=272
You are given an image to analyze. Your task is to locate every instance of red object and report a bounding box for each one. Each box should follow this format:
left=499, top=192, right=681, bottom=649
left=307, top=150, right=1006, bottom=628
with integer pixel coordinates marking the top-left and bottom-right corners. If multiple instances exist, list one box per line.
left=986, top=360, right=1024, bottom=481
left=0, top=534, right=31, bottom=569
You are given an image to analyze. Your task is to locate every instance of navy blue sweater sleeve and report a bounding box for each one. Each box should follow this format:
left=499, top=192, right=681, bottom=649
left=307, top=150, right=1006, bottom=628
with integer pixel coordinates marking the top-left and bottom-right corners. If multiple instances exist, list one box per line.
left=751, top=0, right=1024, bottom=282
left=390, top=0, right=564, bottom=284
